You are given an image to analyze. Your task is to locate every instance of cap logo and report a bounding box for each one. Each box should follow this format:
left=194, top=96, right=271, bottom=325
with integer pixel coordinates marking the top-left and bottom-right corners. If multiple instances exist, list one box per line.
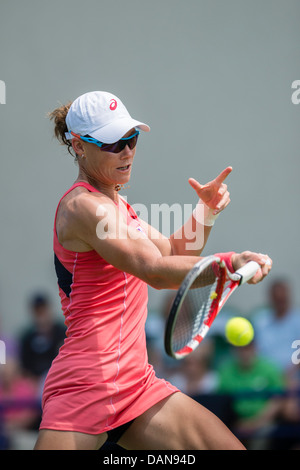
left=109, top=99, right=117, bottom=111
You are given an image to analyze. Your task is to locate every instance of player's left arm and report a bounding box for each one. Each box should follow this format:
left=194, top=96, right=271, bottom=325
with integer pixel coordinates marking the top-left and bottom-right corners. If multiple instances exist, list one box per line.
left=143, top=167, right=232, bottom=257
left=171, top=167, right=232, bottom=256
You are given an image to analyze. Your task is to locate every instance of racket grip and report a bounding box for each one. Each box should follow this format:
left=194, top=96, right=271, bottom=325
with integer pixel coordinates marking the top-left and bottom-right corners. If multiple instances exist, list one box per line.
left=235, top=261, right=260, bottom=285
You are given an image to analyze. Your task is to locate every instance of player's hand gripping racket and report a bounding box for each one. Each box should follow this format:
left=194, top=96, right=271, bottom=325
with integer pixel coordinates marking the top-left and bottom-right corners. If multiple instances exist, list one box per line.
left=164, top=256, right=261, bottom=359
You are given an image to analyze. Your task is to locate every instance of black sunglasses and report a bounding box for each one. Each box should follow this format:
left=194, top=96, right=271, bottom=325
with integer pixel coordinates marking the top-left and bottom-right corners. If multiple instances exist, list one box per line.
left=70, top=130, right=140, bottom=154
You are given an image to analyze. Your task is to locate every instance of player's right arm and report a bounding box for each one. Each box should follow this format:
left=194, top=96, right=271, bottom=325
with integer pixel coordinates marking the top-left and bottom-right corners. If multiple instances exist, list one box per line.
left=69, top=192, right=203, bottom=289
left=61, top=192, right=271, bottom=289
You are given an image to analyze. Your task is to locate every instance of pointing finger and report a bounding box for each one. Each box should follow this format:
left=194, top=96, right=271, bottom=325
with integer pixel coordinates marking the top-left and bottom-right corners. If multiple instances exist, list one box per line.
left=214, top=166, right=233, bottom=185
left=188, top=178, right=203, bottom=192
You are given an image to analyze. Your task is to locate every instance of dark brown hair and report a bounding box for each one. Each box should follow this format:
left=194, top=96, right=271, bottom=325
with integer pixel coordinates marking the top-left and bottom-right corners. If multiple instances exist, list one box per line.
left=48, top=102, right=75, bottom=157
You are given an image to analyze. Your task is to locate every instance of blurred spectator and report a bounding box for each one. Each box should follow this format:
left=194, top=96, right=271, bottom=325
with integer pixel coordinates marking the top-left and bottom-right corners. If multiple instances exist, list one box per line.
left=275, top=363, right=300, bottom=449
left=251, top=279, right=300, bottom=373
left=217, top=340, right=284, bottom=449
left=208, top=306, right=243, bottom=368
left=0, top=315, right=19, bottom=364
left=0, top=313, right=21, bottom=448
left=167, top=339, right=218, bottom=395
left=19, top=293, right=66, bottom=381
left=0, top=354, right=40, bottom=449
left=283, top=364, right=300, bottom=420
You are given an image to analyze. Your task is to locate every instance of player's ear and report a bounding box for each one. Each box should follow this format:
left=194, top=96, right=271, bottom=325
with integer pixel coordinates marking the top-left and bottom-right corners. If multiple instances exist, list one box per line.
left=72, top=138, right=85, bottom=156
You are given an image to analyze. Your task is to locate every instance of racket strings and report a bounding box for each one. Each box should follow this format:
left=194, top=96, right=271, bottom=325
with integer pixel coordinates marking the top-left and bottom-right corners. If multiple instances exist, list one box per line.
left=171, top=264, right=220, bottom=352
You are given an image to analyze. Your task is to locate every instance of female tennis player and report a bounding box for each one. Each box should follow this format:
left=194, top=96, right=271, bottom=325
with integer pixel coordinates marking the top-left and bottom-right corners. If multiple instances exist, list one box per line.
left=34, top=91, right=272, bottom=450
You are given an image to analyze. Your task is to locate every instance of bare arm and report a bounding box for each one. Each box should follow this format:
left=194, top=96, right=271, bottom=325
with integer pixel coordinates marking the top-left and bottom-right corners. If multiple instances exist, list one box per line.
left=171, top=167, right=233, bottom=256
left=64, top=192, right=272, bottom=290
left=72, top=193, right=202, bottom=289
left=137, top=167, right=233, bottom=257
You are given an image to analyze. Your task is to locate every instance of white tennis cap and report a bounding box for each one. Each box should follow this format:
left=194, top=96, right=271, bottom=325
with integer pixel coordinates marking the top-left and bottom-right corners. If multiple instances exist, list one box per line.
left=65, top=91, right=150, bottom=144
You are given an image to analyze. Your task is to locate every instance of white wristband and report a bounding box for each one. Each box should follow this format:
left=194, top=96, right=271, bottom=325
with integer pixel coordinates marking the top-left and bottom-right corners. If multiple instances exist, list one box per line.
left=192, top=201, right=219, bottom=226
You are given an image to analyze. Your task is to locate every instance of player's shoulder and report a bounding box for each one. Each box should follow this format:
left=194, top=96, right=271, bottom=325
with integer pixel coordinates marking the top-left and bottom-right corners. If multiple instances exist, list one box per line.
left=62, top=187, right=114, bottom=220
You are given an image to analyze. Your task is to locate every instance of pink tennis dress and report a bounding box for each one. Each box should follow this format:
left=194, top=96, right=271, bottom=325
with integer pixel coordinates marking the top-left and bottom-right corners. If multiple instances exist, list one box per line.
left=40, top=182, right=178, bottom=434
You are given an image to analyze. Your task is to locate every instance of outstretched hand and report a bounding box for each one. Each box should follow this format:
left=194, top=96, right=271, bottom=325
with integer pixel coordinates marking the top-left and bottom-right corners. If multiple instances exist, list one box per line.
left=189, top=166, right=232, bottom=215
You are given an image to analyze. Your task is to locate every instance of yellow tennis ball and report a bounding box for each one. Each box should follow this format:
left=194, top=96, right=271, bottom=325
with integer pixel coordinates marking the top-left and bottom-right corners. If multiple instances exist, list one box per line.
left=225, top=317, right=254, bottom=347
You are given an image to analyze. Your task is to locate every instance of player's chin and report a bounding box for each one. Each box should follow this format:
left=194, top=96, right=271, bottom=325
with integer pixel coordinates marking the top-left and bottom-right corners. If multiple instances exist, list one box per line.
left=114, top=170, right=132, bottom=185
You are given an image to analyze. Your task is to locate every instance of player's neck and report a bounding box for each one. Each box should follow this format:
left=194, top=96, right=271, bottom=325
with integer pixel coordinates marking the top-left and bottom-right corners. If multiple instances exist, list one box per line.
left=75, top=172, right=119, bottom=203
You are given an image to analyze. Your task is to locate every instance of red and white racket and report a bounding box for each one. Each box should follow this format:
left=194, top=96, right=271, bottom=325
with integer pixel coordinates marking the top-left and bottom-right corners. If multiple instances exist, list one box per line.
left=164, top=255, right=261, bottom=359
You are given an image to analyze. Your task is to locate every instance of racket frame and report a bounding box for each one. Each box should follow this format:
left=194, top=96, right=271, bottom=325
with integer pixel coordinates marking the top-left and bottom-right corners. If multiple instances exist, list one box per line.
left=164, top=257, right=259, bottom=359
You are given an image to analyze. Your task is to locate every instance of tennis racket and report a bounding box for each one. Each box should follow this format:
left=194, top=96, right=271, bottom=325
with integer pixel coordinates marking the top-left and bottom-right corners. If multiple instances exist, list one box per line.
left=164, top=256, right=261, bottom=359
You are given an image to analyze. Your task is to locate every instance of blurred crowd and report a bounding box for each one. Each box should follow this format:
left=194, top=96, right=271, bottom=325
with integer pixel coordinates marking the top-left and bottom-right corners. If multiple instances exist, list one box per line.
left=146, top=278, right=300, bottom=450
left=0, top=293, right=66, bottom=450
left=0, top=278, right=300, bottom=450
